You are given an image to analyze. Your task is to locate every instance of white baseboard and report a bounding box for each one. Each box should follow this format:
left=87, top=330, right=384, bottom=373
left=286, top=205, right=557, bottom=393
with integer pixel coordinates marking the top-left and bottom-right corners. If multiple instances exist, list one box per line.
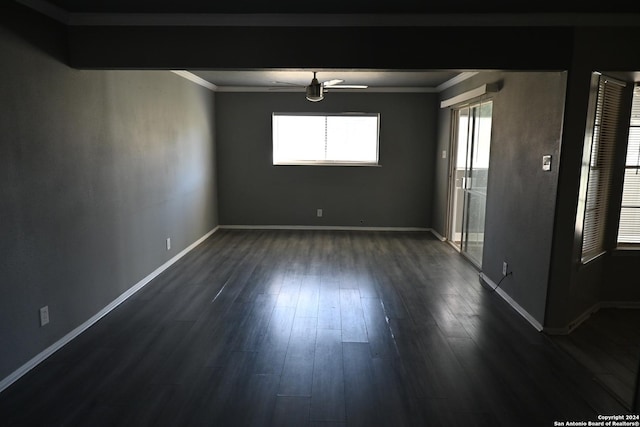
left=479, top=273, right=543, bottom=332
left=544, top=301, right=640, bottom=335
left=566, top=303, right=601, bottom=334
left=219, top=224, right=431, bottom=232
left=543, top=304, right=599, bottom=335
left=429, top=229, right=446, bottom=241
left=0, top=226, right=219, bottom=394
left=600, top=301, right=640, bottom=309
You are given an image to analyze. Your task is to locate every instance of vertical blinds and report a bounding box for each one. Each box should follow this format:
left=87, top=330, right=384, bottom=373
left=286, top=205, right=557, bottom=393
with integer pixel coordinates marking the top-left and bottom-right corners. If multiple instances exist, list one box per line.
left=617, top=84, right=640, bottom=244
left=581, top=76, right=625, bottom=261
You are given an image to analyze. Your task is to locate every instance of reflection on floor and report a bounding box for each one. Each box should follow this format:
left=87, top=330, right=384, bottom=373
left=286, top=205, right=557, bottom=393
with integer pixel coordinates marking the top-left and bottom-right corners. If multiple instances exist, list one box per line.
left=0, top=230, right=632, bottom=425
left=551, top=308, right=640, bottom=410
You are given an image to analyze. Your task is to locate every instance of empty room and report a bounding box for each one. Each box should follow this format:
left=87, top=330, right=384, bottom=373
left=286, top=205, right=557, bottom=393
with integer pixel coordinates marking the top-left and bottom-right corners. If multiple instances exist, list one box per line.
left=1, top=1, right=639, bottom=426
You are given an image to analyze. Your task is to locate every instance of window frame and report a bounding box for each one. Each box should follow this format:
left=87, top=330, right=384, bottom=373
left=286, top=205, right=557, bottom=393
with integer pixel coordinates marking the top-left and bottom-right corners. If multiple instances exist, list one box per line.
left=578, top=73, right=627, bottom=264
left=272, top=112, right=381, bottom=166
left=617, top=83, right=640, bottom=246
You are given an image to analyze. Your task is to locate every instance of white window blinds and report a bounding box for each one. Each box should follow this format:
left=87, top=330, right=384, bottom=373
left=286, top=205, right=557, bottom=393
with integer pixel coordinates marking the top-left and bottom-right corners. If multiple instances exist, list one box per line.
left=272, top=113, right=379, bottom=165
left=581, top=75, right=625, bottom=261
left=617, top=84, right=640, bottom=244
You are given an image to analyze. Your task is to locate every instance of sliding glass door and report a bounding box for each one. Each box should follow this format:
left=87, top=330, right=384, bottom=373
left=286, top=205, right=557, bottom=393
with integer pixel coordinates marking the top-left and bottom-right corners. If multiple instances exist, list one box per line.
left=448, top=100, right=493, bottom=267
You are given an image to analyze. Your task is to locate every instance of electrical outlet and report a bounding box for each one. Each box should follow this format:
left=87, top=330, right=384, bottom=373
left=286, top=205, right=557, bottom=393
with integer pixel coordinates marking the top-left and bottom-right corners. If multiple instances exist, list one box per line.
left=39, top=306, right=49, bottom=327
left=166, top=238, right=171, bottom=251
left=502, top=261, right=508, bottom=276
left=317, top=209, right=323, bottom=217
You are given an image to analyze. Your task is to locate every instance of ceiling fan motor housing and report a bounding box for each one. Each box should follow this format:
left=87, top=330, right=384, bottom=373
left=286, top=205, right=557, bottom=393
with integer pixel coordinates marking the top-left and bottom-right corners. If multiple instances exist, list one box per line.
left=306, top=81, right=324, bottom=102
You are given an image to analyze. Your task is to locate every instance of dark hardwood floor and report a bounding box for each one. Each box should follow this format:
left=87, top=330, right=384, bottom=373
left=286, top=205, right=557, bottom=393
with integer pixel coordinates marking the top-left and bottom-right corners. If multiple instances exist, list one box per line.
left=0, top=229, right=633, bottom=426
left=551, top=308, right=640, bottom=411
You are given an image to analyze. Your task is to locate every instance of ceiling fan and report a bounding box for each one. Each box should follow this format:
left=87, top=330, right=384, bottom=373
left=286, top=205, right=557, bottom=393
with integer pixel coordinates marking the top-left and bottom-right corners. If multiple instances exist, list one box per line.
left=270, top=71, right=368, bottom=102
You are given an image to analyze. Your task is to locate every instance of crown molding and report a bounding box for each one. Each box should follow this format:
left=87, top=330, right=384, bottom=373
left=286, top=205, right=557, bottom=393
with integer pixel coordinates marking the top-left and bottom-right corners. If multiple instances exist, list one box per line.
left=171, top=70, right=218, bottom=91
left=436, top=71, right=479, bottom=91
left=171, top=71, right=460, bottom=93
left=216, top=86, right=440, bottom=93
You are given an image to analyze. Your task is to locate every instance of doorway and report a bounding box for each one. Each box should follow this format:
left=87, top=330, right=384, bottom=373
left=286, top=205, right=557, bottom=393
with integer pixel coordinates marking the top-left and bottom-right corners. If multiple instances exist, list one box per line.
left=447, top=99, right=493, bottom=267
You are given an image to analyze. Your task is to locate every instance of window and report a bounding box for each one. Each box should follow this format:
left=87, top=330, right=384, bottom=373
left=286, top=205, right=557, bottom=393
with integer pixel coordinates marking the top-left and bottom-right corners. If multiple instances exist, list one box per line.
left=618, top=84, right=640, bottom=244
left=580, top=73, right=625, bottom=262
left=272, top=113, right=379, bottom=165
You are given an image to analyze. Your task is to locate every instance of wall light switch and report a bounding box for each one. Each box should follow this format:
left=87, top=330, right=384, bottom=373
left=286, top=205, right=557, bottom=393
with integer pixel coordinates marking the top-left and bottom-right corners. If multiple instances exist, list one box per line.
left=542, top=155, right=552, bottom=171
left=39, top=306, right=49, bottom=327
left=441, top=150, right=447, bottom=159
left=317, top=209, right=323, bottom=217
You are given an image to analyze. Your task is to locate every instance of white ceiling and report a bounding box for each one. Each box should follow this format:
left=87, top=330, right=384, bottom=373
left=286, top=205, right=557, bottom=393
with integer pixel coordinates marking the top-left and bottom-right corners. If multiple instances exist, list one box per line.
left=185, top=69, right=472, bottom=92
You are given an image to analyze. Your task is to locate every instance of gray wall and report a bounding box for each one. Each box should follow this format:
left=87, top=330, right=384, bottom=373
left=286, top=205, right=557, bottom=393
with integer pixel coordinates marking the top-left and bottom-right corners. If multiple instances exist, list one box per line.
left=546, top=28, right=640, bottom=330
left=431, top=107, right=452, bottom=237
left=433, top=71, right=567, bottom=324
left=603, top=254, right=640, bottom=303
left=0, top=6, right=217, bottom=381
left=216, top=92, right=436, bottom=228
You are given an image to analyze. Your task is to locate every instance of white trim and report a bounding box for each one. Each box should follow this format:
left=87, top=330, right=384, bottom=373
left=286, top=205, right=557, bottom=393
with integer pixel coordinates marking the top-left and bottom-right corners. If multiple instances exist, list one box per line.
left=440, top=83, right=499, bottom=108
left=219, top=225, right=431, bottom=232
left=274, top=162, right=382, bottom=167
left=168, top=76, right=442, bottom=94
left=543, top=301, right=640, bottom=335
left=436, top=72, right=479, bottom=92
left=600, top=301, right=640, bottom=309
left=0, top=226, right=219, bottom=394
left=171, top=70, right=218, bottom=91
left=430, top=228, right=446, bottom=241
left=331, top=86, right=439, bottom=93
left=447, top=240, right=461, bottom=252
left=542, top=326, right=571, bottom=335
left=218, top=86, right=439, bottom=93
left=479, top=273, right=543, bottom=332
left=563, top=303, right=601, bottom=335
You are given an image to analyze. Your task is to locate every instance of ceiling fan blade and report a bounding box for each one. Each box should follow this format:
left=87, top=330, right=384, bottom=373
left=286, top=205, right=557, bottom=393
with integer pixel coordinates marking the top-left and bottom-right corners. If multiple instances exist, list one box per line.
left=322, top=79, right=344, bottom=87
left=326, top=84, right=369, bottom=89
left=271, top=81, right=304, bottom=87
left=268, top=86, right=304, bottom=91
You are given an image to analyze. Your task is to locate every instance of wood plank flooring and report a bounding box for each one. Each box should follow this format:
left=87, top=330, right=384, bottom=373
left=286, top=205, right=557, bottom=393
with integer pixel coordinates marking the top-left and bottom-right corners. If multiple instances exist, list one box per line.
left=0, top=229, right=634, bottom=426
left=551, top=308, right=640, bottom=410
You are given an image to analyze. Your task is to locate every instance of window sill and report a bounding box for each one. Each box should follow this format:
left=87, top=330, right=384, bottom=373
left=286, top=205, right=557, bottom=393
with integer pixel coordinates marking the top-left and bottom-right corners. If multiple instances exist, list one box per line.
left=273, top=162, right=381, bottom=167
left=580, top=250, right=606, bottom=266
left=612, top=245, right=640, bottom=256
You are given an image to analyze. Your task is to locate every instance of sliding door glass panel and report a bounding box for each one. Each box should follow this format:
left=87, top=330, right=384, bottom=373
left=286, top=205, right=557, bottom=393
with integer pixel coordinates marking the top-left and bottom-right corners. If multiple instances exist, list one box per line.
left=462, top=101, right=493, bottom=265
left=449, top=107, right=470, bottom=247
left=450, top=100, right=493, bottom=267
left=462, top=191, right=487, bottom=265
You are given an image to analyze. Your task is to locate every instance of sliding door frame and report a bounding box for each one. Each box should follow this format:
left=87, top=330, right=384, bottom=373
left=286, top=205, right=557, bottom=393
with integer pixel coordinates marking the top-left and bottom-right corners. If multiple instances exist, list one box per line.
left=446, top=97, right=494, bottom=269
